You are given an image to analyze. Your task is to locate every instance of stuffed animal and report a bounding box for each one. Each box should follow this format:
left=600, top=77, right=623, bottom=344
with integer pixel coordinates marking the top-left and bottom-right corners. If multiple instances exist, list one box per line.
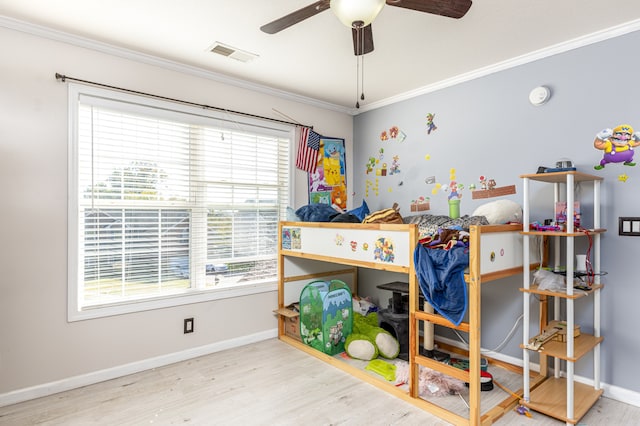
left=352, top=296, right=377, bottom=316
left=362, top=203, right=403, bottom=224
left=345, top=312, right=400, bottom=361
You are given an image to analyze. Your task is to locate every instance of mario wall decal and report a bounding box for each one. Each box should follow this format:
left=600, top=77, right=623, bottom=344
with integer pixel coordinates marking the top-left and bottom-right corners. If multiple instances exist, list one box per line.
left=593, top=124, right=639, bottom=170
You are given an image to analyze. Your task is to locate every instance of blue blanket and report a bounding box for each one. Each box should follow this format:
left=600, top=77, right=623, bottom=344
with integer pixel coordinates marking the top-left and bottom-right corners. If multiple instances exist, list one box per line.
left=414, top=244, right=468, bottom=326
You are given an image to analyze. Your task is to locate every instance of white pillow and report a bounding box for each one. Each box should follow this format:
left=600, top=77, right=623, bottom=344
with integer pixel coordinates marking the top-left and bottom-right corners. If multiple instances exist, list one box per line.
left=472, top=199, right=522, bottom=224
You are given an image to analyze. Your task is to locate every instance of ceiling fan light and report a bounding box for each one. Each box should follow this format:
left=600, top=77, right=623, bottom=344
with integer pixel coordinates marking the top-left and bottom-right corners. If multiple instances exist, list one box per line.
left=330, top=0, right=385, bottom=28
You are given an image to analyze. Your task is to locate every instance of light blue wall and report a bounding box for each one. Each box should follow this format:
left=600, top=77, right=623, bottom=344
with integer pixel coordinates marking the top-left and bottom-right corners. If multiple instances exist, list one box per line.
left=353, top=29, right=640, bottom=393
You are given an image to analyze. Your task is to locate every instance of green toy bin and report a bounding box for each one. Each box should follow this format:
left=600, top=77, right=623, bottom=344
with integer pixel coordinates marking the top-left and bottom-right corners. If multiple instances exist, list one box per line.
left=299, top=279, right=353, bottom=355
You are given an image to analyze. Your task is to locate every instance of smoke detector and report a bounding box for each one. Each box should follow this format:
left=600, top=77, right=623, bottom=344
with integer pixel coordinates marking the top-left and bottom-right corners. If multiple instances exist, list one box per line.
left=208, top=42, right=259, bottom=63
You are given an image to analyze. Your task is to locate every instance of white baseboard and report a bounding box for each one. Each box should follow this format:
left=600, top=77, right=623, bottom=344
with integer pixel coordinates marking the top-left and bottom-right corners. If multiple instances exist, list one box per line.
left=0, top=329, right=277, bottom=408
left=436, top=336, right=640, bottom=409
left=3, top=330, right=638, bottom=411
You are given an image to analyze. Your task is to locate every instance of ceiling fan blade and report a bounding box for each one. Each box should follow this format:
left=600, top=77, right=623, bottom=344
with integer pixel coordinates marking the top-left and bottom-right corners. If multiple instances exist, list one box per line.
left=386, top=0, right=472, bottom=19
left=260, top=1, right=330, bottom=34
left=352, top=24, right=374, bottom=56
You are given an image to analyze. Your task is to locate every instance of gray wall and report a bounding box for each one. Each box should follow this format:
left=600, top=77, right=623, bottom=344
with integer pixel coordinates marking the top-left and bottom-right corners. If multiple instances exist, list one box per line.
left=0, top=24, right=353, bottom=400
left=353, top=29, right=640, bottom=394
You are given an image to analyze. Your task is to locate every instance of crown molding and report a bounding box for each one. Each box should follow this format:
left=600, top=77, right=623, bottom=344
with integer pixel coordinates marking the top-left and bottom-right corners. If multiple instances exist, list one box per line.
left=357, top=18, right=640, bottom=114
left=4, top=15, right=640, bottom=117
left=0, top=15, right=353, bottom=115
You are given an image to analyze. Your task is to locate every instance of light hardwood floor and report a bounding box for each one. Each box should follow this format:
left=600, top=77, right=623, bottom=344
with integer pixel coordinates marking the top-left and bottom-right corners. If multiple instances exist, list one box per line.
left=1, top=338, right=637, bottom=425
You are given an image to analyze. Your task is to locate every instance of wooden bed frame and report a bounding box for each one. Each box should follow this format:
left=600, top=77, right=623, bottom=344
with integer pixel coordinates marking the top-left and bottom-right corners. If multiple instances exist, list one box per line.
left=277, top=221, right=544, bottom=426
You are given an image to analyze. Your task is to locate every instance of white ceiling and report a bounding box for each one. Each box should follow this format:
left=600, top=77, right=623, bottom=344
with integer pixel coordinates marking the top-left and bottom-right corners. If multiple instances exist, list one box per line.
left=3, top=1, right=640, bottom=111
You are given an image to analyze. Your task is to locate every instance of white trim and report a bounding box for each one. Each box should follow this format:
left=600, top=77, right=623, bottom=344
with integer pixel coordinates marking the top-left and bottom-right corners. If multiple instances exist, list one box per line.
left=603, top=382, right=640, bottom=409
left=356, top=18, right=640, bottom=113
left=437, top=336, right=640, bottom=409
left=66, top=82, right=287, bottom=321
left=70, top=282, right=278, bottom=321
left=0, top=15, right=352, bottom=115
left=67, top=83, right=81, bottom=321
left=2, top=15, right=640, bottom=116
left=0, top=329, right=277, bottom=408
left=3, top=330, right=638, bottom=410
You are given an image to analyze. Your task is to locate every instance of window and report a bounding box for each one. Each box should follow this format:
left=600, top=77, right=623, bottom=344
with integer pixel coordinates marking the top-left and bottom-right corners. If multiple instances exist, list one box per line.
left=68, top=84, right=292, bottom=320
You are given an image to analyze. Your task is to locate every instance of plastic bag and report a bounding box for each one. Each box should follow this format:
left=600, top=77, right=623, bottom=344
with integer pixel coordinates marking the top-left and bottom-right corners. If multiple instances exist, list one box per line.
left=533, top=269, right=566, bottom=291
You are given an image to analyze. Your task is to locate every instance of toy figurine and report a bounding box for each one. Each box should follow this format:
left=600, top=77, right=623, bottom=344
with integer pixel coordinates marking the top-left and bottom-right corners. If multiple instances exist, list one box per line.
left=593, top=124, right=640, bottom=169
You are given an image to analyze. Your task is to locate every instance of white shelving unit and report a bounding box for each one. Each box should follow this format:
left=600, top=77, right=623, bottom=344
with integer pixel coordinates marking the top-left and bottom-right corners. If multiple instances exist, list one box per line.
left=520, top=171, right=604, bottom=425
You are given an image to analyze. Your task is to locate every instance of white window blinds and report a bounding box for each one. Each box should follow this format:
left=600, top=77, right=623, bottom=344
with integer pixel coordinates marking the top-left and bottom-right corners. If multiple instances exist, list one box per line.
left=69, top=85, right=291, bottom=318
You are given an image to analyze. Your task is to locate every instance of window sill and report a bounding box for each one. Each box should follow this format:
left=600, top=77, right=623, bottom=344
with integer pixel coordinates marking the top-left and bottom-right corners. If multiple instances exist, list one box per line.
left=68, top=280, right=277, bottom=322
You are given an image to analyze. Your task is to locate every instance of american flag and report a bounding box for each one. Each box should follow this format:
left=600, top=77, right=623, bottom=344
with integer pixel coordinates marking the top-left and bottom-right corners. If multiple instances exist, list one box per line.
left=295, top=126, right=321, bottom=173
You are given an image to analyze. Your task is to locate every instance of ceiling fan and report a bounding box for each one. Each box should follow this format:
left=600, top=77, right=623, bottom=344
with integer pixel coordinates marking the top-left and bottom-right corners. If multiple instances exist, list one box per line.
left=260, top=0, right=472, bottom=56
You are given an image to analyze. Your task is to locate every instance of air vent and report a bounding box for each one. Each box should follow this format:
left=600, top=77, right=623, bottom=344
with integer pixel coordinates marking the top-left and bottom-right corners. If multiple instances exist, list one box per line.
left=208, top=42, right=258, bottom=63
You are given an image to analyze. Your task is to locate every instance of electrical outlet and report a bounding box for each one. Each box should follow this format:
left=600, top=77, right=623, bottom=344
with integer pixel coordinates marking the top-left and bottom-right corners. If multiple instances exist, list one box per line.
left=619, top=217, right=640, bottom=236
left=184, top=318, right=194, bottom=334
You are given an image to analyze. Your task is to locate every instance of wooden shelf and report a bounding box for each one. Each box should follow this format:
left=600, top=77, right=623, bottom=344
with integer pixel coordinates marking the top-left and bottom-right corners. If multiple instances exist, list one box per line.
left=519, top=171, right=603, bottom=183
left=521, top=229, right=606, bottom=237
left=520, top=284, right=604, bottom=299
left=521, top=377, right=603, bottom=424
left=521, top=170, right=604, bottom=424
left=521, top=334, right=603, bottom=362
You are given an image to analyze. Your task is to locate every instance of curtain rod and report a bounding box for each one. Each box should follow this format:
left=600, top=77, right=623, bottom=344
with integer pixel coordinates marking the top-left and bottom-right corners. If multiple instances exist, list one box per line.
left=55, top=73, right=313, bottom=129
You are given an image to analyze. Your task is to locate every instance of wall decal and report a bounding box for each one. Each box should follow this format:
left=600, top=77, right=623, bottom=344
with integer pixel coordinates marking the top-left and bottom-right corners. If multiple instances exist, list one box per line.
left=366, top=156, right=376, bottom=174
left=411, top=196, right=431, bottom=212
left=472, top=176, right=517, bottom=199
left=366, top=179, right=380, bottom=197
left=389, top=155, right=400, bottom=175
left=429, top=168, right=464, bottom=219
left=619, top=173, right=629, bottom=182
left=380, top=126, right=406, bottom=142
left=426, top=113, right=438, bottom=135
left=365, top=149, right=401, bottom=178
left=593, top=124, right=639, bottom=170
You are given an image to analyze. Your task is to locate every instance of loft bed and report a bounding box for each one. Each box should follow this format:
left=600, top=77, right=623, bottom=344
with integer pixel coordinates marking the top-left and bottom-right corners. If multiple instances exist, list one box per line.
left=276, top=220, right=544, bottom=426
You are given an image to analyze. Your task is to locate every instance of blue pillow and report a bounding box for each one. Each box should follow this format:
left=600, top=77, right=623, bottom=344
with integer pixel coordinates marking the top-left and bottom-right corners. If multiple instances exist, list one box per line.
left=348, top=200, right=370, bottom=222
left=286, top=207, right=301, bottom=221
left=295, top=204, right=339, bottom=222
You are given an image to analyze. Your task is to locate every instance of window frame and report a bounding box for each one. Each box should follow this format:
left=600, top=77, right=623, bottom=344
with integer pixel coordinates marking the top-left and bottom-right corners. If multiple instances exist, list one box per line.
left=67, top=83, right=294, bottom=321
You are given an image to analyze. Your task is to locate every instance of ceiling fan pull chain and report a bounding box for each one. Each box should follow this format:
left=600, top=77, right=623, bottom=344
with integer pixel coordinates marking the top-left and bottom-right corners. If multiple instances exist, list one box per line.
left=360, top=29, right=365, bottom=102
left=355, top=58, right=360, bottom=108
left=355, top=25, right=361, bottom=108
